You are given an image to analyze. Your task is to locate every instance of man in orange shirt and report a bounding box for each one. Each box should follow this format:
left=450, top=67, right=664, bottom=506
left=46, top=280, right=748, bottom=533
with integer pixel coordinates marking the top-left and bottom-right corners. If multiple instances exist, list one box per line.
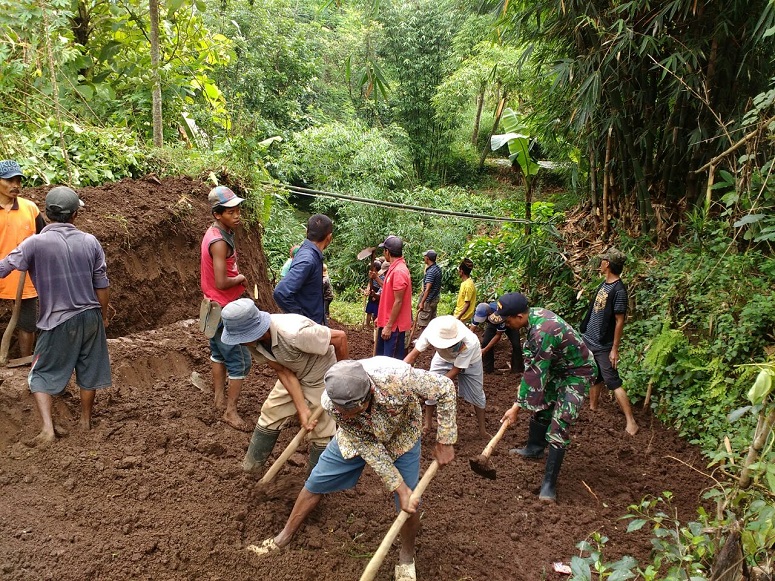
left=0, top=160, right=45, bottom=357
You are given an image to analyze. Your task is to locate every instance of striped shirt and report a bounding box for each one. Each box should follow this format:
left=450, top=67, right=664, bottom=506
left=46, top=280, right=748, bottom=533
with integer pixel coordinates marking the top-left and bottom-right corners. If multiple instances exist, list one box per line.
left=422, top=263, right=442, bottom=302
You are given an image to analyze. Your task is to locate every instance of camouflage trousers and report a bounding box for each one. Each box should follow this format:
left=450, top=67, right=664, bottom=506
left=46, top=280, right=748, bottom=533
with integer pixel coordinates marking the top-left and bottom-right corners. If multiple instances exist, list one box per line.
left=533, top=375, right=590, bottom=448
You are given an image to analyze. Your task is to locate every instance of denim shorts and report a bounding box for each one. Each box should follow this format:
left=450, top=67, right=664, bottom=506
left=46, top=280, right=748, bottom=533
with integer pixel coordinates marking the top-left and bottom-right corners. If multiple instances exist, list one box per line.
left=306, top=438, right=421, bottom=511
left=209, top=322, right=252, bottom=379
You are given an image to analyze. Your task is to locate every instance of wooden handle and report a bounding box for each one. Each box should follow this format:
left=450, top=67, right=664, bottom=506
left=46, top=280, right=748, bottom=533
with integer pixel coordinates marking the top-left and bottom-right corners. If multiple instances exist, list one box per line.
left=359, top=460, right=440, bottom=581
left=480, top=418, right=511, bottom=459
left=259, top=406, right=326, bottom=484
left=0, top=271, right=26, bottom=366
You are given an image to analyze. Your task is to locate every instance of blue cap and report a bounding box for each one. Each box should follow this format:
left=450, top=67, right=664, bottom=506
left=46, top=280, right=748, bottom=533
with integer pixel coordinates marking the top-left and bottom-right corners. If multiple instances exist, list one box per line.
left=0, top=160, right=23, bottom=179
left=221, top=298, right=271, bottom=345
left=472, top=302, right=496, bottom=324
left=208, top=186, right=244, bottom=209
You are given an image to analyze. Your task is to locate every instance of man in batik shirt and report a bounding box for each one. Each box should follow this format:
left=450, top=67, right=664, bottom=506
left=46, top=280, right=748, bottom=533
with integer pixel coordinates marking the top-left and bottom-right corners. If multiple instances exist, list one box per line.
left=497, top=292, right=597, bottom=503
left=245, top=356, right=457, bottom=581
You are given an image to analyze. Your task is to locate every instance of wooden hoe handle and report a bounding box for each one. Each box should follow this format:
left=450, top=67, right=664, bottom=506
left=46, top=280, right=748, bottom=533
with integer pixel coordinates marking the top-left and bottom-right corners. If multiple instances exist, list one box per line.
left=359, top=460, right=440, bottom=581
left=0, top=271, right=26, bottom=366
left=259, top=406, right=326, bottom=484
left=480, top=418, right=512, bottom=459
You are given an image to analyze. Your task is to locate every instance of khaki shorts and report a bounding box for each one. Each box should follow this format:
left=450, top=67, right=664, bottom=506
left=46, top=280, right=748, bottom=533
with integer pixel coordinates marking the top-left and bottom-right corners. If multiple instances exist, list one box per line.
left=417, top=297, right=439, bottom=328
left=257, top=382, right=336, bottom=446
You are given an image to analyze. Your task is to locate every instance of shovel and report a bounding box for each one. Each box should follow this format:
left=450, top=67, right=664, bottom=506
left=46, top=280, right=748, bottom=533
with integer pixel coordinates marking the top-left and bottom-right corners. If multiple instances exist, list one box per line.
left=259, top=406, right=325, bottom=484
left=359, top=460, right=439, bottom=581
left=469, top=418, right=512, bottom=480
left=0, top=271, right=28, bottom=367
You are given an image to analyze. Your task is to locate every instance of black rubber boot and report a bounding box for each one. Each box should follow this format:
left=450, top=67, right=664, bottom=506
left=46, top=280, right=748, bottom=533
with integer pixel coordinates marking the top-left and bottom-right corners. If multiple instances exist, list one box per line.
left=509, top=418, right=549, bottom=459
left=306, top=443, right=327, bottom=476
left=538, top=446, right=566, bottom=502
left=242, top=425, right=280, bottom=473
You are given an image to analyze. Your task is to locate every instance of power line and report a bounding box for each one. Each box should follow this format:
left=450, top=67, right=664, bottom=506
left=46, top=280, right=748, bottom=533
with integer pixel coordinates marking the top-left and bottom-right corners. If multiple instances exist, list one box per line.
left=261, top=181, right=542, bottom=224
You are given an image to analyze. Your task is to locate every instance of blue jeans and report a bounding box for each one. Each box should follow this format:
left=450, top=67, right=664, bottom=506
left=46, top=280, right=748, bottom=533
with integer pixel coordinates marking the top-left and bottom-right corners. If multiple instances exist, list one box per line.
left=376, top=328, right=406, bottom=360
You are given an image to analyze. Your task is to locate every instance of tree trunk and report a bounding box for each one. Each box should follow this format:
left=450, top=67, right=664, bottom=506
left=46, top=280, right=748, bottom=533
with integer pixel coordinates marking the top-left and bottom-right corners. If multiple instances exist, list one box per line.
left=602, top=126, right=613, bottom=239
left=478, top=93, right=507, bottom=171
left=589, top=142, right=598, bottom=216
left=149, top=0, right=163, bottom=147
left=472, top=85, right=484, bottom=146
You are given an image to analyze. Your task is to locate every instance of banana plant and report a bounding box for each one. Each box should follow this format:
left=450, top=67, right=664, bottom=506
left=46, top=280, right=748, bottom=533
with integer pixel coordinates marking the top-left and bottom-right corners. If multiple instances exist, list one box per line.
left=491, top=107, right=540, bottom=233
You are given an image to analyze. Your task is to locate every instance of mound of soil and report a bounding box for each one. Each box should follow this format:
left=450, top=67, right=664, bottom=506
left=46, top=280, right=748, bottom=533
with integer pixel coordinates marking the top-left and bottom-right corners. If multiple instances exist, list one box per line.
left=0, top=177, right=712, bottom=580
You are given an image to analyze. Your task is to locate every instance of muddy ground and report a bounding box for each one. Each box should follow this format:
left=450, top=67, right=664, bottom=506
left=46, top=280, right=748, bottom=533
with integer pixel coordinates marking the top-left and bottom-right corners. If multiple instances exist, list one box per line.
left=0, top=177, right=712, bottom=580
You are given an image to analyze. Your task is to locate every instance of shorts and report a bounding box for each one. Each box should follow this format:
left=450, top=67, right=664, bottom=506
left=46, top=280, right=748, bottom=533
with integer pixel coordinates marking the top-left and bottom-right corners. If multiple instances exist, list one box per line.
left=306, top=438, right=421, bottom=511
left=428, top=354, right=485, bottom=409
left=417, top=297, right=439, bottom=328
left=209, top=322, right=252, bottom=379
left=28, top=308, right=112, bottom=395
left=591, top=350, right=623, bottom=390
left=376, top=329, right=406, bottom=360
left=17, top=297, right=38, bottom=333
left=365, top=299, right=379, bottom=315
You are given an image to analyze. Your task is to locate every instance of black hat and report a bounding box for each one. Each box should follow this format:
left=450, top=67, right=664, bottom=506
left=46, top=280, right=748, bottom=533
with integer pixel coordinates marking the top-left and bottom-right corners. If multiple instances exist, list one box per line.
left=495, top=292, right=529, bottom=317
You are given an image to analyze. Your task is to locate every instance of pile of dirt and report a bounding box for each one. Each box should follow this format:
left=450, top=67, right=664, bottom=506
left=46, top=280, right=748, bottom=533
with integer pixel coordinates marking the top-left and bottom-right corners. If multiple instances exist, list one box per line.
left=0, top=177, right=712, bottom=580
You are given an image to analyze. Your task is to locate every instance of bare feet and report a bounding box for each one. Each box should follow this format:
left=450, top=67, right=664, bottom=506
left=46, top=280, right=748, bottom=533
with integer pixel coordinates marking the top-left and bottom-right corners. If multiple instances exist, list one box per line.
left=222, top=411, right=251, bottom=433
left=625, top=422, right=639, bottom=436
left=214, top=390, right=227, bottom=411
left=79, top=417, right=92, bottom=431
left=246, top=537, right=282, bottom=556
left=23, top=430, right=56, bottom=448
left=54, top=423, right=70, bottom=437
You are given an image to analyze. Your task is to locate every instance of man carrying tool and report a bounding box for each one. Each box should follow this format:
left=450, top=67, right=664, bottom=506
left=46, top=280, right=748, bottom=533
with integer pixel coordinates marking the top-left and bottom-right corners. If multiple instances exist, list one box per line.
left=416, top=250, right=442, bottom=331
left=245, top=356, right=457, bottom=581
left=405, top=315, right=487, bottom=438
left=0, top=186, right=111, bottom=445
left=0, top=160, right=46, bottom=359
left=375, top=235, right=412, bottom=359
left=274, top=214, right=333, bottom=325
left=220, top=298, right=349, bottom=475
left=200, top=185, right=252, bottom=432
left=497, top=292, right=596, bottom=502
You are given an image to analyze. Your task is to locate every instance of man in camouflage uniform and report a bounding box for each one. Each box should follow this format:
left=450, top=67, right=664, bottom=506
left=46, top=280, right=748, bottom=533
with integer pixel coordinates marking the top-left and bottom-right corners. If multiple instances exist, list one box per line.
left=497, top=292, right=597, bottom=502
left=245, top=356, right=457, bottom=581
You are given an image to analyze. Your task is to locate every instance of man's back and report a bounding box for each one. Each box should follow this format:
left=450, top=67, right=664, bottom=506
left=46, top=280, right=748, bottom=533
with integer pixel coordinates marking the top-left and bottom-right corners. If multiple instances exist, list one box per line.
left=273, top=239, right=325, bottom=324
left=12, top=223, right=107, bottom=330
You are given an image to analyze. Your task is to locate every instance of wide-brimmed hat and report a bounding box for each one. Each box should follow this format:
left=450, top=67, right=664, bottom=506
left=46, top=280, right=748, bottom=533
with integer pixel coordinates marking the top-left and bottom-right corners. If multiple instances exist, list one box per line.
left=325, top=360, right=372, bottom=408
left=423, top=315, right=468, bottom=349
left=221, top=298, right=271, bottom=344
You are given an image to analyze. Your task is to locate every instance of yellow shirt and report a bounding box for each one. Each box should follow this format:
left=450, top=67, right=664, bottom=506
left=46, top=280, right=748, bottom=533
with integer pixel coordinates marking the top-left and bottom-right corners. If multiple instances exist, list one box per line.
left=454, top=277, right=476, bottom=322
left=0, top=198, right=40, bottom=299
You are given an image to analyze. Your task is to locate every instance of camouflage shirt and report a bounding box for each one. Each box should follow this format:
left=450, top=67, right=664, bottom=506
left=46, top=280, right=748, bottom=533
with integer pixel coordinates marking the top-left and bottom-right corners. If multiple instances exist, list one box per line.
left=517, top=308, right=597, bottom=409
left=322, top=356, right=457, bottom=491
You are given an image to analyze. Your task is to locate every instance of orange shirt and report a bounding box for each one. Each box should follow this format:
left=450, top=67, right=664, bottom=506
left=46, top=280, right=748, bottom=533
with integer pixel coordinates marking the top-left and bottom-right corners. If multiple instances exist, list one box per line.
left=0, top=198, right=41, bottom=299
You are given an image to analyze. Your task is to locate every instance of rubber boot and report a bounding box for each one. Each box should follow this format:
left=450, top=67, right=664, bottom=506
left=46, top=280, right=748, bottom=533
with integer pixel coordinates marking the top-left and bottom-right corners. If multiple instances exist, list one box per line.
left=306, top=443, right=327, bottom=476
left=509, top=417, right=549, bottom=459
left=242, top=425, right=280, bottom=473
left=538, top=446, right=566, bottom=503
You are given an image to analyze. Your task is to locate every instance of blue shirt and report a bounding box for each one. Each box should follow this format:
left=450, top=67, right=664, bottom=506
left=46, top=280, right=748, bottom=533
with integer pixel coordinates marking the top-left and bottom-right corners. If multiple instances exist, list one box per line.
left=0, top=223, right=109, bottom=330
left=273, top=238, right=325, bottom=324
left=423, top=263, right=442, bottom=302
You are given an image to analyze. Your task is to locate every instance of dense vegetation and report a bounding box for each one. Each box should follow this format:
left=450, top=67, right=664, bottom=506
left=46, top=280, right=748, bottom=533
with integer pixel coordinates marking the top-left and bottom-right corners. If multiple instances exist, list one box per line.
left=1, top=0, right=774, bottom=577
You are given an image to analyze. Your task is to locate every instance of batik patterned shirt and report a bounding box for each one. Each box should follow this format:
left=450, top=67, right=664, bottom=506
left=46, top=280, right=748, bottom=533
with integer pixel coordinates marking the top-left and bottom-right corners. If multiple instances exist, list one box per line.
left=518, top=308, right=597, bottom=408
left=321, top=356, right=457, bottom=491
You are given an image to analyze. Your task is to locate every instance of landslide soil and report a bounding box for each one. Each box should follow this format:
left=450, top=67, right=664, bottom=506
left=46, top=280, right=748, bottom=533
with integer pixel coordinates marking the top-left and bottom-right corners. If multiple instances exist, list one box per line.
left=0, top=177, right=712, bottom=580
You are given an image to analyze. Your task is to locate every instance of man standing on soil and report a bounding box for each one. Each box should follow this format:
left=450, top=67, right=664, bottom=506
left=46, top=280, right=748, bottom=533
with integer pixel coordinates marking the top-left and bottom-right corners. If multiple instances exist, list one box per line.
left=0, top=186, right=111, bottom=445
left=580, top=248, right=638, bottom=435
left=274, top=214, right=333, bottom=325
left=416, top=249, right=442, bottom=332
left=245, top=356, right=457, bottom=581
left=471, top=302, right=524, bottom=375
left=405, top=315, right=487, bottom=438
left=497, top=292, right=596, bottom=502
left=220, top=298, right=349, bottom=475
left=0, top=160, right=46, bottom=358
left=375, top=235, right=412, bottom=359
left=453, top=258, right=476, bottom=324
left=200, top=186, right=252, bottom=432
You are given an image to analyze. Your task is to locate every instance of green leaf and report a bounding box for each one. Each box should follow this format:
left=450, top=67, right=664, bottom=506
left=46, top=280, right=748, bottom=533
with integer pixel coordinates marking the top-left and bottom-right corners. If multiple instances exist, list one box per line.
left=734, top=214, right=766, bottom=227
left=74, top=84, right=94, bottom=100
left=727, top=405, right=752, bottom=422
left=747, top=370, right=773, bottom=404
left=627, top=519, right=647, bottom=532
left=570, top=556, right=592, bottom=580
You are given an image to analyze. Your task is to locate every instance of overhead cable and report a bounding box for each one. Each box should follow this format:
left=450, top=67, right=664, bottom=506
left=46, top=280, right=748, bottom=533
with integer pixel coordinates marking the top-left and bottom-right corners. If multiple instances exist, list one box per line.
left=260, top=181, right=539, bottom=224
